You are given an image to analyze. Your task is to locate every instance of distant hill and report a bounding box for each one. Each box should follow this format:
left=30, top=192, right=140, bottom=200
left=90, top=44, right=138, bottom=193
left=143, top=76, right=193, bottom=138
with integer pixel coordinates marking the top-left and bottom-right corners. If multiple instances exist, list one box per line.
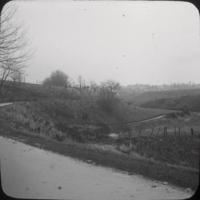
left=130, top=88, right=200, bottom=104
left=137, top=93, right=200, bottom=112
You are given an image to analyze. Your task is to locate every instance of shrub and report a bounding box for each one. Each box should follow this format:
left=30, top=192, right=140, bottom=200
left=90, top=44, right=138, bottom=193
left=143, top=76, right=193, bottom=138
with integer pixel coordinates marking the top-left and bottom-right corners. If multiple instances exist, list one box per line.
left=166, top=112, right=178, bottom=119
left=55, top=122, right=71, bottom=133
left=180, top=105, right=190, bottom=116
left=55, top=123, right=109, bottom=142
left=96, top=97, right=119, bottom=114
left=96, top=122, right=110, bottom=138
left=49, top=128, right=66, bottom=141
left=82, top=112, right=89, bottom=120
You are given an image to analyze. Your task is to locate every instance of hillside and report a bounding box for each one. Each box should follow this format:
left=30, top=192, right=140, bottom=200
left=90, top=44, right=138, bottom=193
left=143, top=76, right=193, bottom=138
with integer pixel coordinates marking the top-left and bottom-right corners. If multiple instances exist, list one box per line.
left=0, top=100, right=175, bottom=135
left=138, top=94, right=200, bottom=112
left=0, top=81, right=82, bottom=102
left=131, top=88, right=200, bottom=104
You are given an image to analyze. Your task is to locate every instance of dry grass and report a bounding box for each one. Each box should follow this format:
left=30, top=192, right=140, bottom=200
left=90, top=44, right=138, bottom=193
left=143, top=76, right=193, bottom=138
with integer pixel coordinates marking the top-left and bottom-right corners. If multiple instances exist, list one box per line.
left=0, top=103, right=67, bottom=141
left=116, top=134, right=200, bottom=170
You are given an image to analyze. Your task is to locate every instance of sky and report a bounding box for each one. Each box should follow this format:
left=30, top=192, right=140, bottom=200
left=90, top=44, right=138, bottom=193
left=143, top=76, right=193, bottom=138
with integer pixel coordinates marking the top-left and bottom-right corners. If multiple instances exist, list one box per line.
left=3, top=0, right=200, bottom=86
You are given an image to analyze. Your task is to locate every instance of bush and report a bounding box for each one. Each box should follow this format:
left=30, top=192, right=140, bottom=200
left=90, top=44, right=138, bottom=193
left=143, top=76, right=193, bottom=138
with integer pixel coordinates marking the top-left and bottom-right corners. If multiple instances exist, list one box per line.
left=96, top=122, right=110, bottom=138
left=55, top=122, right=71, bottom=133
left=82, top=112, right=89, bottom=120
left=166, top=112, right=178, bottom=119
left=177, top=112, right=185, bottom=117
left=180, top=105, right=190, bottom=116
left=96, top=98, right=119, bottom=114
left=58, top=125, right=85, bottom=142
left=55, top=123, right=110, bottom=142
left=49, top=128, right=66, bottom=141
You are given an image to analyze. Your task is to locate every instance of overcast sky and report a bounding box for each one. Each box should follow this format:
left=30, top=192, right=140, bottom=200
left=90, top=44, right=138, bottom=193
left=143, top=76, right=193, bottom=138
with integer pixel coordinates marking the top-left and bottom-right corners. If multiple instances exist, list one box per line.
left=4, top=0, right=200, bottom=86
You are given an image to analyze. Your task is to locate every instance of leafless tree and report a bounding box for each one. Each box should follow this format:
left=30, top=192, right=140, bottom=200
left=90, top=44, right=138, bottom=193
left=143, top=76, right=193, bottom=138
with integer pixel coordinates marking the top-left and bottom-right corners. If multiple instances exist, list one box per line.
left=89, top=80, right=99, bottom=94
left=77, top=75, right=86, bottom=94
left=97, top=79, right=120, bottom=113
left=99, top=79, right=120, bottom=100
left=10, top=66, right=24, bottom=102
left=101, top=79, right=120, bottom=92
left=0, top=3, right=34, bottom=99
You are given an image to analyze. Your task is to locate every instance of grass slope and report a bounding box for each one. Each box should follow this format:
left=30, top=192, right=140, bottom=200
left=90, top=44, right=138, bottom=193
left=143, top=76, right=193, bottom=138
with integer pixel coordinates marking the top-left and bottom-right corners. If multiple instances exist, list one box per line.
left=0, top=100, right=175, bottom=133
left=132, top=88, right=200, bottom=103
left=138, top=94, right=200, bottom=112
left=0, top=81, right=81, bottom=102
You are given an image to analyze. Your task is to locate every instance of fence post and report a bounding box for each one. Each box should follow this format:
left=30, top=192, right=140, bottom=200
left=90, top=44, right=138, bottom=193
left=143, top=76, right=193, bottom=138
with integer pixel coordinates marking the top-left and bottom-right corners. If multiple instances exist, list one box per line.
left=174, top=127, right=176, bottom=135
left=163, top=127, right=166, bottom=135
left=151, top=128, right=154, bottom=135
left=157, top=127, right=160, bottom=135
left=163, top=127, right=168, bottom=135
left=191, top=128, right=194, bottom=136
left=139, top=127, right=141, bottom=136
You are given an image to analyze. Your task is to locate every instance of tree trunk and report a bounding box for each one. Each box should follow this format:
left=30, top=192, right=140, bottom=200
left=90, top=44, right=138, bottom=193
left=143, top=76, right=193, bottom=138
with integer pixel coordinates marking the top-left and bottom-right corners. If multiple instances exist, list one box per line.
left=12, top=81, right=15, bottom=103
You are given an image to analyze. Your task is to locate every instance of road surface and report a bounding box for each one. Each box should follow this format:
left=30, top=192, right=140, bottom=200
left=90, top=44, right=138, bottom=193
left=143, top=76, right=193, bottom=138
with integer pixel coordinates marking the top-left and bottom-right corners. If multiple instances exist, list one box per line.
left=0, top=136, right=193, bottom=199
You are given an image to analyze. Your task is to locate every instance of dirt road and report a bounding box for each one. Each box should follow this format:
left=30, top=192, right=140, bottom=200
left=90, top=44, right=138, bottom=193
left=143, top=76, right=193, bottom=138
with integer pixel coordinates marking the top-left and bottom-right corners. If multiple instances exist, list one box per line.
left=0, top=102, right=13, bottom=107
left=0, top=136, right=193, bottom=199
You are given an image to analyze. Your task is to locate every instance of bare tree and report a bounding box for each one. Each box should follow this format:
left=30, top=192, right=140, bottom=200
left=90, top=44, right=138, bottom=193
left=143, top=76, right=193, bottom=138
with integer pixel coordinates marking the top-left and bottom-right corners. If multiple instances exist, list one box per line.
left=98, top=86, right=115, bottom=100
left=0, top=58, right=26, bottom=93
left=0, top=3, right=34, bottom=99
left=97, top=79, right=120, bottom=113
left=9, top=66, right=24, bottom=102
left=89, top=80, right=98, bottom=94
left=101, top=79, right=120, bottom=92
left=99, top=79, right=120, bottom=100
left=77, top=75, right=86, bottom=94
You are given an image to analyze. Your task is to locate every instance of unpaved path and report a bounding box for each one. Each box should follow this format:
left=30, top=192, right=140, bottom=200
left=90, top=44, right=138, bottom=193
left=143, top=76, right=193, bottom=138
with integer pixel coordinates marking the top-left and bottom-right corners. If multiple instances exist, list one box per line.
left=0, top=102, right=13, bottom=107
left=130, top=115, right=166, bottom=124
left=0, top=136, right=193, bottom=199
